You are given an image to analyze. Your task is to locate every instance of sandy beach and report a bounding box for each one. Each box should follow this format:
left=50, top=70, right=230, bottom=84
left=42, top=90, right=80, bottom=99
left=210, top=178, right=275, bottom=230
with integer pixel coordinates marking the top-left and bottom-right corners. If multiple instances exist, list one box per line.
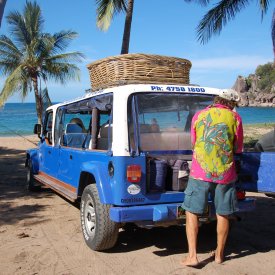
left=1, top=134, right=275, bottom=275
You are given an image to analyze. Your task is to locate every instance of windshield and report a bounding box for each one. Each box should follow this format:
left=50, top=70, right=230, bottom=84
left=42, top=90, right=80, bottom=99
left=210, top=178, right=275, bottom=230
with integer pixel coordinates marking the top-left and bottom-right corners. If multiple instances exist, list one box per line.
left=128, top=93, right=214, bottom=152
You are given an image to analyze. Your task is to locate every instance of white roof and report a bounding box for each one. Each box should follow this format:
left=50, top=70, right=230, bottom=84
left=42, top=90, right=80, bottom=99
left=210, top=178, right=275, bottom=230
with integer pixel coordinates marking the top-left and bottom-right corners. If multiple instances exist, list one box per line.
left=46, top=84, right=224, bottom=112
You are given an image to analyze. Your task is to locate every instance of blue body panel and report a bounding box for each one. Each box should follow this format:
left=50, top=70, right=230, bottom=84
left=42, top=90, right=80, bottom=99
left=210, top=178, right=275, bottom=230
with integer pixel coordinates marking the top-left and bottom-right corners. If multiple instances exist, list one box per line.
left=109, top=156, right=184, bottom=205
left=28, top=139, right=274, bottom=225
left=39, top=141, right=59, bottom=177
left=239, top=152, right=275, bottom=193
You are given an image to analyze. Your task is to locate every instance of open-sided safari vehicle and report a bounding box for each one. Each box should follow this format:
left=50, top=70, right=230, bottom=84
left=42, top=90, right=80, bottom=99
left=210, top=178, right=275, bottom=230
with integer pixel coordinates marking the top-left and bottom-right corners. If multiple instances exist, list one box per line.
left=26, top=54, right=275, bottom=251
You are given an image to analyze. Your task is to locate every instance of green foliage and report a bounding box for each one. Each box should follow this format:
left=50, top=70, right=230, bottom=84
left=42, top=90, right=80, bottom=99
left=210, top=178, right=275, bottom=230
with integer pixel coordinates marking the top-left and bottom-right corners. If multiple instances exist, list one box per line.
left=0, top=1, right=84, bottom=122
left=96, top=0, right=127, bottom=31
left=245, top=77, right=252, bottom=89
left=197, top=0, right=270, bottom=44
left=247, top=92, right=256, bottom=100
left=255, top=63, right=275, bottom=91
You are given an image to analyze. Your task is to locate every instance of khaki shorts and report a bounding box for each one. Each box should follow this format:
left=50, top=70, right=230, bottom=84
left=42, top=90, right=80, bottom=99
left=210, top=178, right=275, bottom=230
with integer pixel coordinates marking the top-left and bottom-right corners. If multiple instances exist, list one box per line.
left=181, top=178, right=239, bottom=215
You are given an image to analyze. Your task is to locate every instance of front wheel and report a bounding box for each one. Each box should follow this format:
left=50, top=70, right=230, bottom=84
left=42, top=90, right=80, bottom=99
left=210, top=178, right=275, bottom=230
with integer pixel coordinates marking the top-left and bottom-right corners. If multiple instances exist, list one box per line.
left=26, top=160, right=41, bottom=191
left=80, top=184, right=119, bottom=251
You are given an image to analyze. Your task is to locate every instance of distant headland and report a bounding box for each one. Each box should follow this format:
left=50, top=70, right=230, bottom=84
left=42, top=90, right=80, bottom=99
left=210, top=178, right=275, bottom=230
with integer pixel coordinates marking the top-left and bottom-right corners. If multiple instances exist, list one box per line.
left=232, top=62, right=275, bottom=107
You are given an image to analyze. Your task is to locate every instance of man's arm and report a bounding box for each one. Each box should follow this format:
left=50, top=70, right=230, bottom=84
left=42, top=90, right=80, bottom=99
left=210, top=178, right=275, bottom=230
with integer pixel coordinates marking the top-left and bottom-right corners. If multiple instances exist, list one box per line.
left=190, top=113, right=199, bottom=148
left=234, top=114, right=244, bottom=153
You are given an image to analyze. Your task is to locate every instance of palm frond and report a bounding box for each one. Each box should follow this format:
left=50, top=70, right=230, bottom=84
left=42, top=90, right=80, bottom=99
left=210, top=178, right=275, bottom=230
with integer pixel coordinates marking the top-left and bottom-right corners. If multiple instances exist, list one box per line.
left=0, top=35, right=22, bottom=74
left=41, top=62, right=81, bottom=84
left=96, top=0, right=127, bottom=31
left=20, top=79, right=30, bottom=99
left=6, top=1, right=43, bottom=49
left=50, top=31, right=78, bottom=52
left=184, top=0, right=209, bottom=6
left=197, top=0, right=250, bottom=44
left=259, top=0, right=270, bottom=16
left=96, top=0, right=115, bottom=31
left=24, top=1, right=44, bottom=38
left=40, top=87, right=52, bottom=108
left=0, top=65, right=29, bottom=105
left=45, top=52, right=85, bottom=64
left=6, top=11, right=30, bottom=47
left=0, top=35, right=22, bottom=56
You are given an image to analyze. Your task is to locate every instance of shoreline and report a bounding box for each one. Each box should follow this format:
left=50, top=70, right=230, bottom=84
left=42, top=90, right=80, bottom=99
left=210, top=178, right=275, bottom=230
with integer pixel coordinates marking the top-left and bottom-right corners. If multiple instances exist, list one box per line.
left=0, top=122, right=274, bottom=138
left=0, top=124, right=273, bottom=151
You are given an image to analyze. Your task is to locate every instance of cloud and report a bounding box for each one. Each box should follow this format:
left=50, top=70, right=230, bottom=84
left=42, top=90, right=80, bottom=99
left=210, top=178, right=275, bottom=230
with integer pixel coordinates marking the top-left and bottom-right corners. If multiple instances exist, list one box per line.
left=192, top=55, right=272, bottom=71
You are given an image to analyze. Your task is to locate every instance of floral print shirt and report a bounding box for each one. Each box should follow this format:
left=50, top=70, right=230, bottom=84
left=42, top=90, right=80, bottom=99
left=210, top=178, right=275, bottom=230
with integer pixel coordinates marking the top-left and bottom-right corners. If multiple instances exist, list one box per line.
left=190, top=103, right=243, bottom=184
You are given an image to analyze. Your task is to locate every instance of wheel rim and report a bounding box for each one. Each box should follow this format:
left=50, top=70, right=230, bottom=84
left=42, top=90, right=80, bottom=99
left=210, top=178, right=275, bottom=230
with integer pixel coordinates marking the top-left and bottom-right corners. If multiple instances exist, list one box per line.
left=27, top=162, right=31, bottom=183
left=27, top=169, right=30, bottom=183
left=84, top=195, right=96, bottom=238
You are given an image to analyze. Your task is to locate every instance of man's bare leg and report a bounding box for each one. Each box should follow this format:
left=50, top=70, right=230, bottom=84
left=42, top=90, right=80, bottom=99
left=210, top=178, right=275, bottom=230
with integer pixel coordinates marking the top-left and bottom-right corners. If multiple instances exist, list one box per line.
left=215, top=214, right=229, bottom=263
left=181, top=211, right=199, bottom=266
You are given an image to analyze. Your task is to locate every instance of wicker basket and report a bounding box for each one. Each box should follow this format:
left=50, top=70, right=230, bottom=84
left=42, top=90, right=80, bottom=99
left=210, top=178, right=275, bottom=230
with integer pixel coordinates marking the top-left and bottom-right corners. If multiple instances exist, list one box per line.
left=87, top=53, right=192, bottom=91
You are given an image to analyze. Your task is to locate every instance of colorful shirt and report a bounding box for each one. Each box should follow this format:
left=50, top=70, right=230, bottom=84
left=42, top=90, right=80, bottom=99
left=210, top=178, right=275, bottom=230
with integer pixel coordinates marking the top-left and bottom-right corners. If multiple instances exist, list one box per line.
left=190, top=103, right=243, bottom=184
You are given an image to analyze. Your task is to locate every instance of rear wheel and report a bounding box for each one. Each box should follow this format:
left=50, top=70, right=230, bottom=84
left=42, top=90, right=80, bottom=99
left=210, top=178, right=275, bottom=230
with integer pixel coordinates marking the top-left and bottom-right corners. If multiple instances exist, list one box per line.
left=26, top=160, right=41, bottom=191
left=80, top=184, right=119, bottom=251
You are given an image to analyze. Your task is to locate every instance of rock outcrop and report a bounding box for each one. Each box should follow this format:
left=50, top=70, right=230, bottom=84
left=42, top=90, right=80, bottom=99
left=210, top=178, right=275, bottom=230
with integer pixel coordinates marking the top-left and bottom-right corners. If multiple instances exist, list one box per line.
left=232, top=75, right=275, bottom=107
left=232, top=76, right=249, bottom=106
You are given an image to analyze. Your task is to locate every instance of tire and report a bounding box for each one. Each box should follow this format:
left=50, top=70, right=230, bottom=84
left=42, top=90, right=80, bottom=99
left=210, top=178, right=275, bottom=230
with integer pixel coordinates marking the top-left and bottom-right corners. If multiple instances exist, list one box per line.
left=80, top=184, right=119, bottom=251
left=26, top=160, right=41, bottom=192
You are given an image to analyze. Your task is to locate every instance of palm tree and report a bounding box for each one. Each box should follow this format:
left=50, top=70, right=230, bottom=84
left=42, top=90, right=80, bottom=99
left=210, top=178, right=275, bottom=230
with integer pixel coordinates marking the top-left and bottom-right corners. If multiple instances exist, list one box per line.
left=197, top=0, right=271, bottom=44
left=0, top=1, right=84, bottom=124
left=0, top=0, right=7, bottom=28
left=96, top=0, right=134, bottom=54
left=95, top=0, right=209, bottom=54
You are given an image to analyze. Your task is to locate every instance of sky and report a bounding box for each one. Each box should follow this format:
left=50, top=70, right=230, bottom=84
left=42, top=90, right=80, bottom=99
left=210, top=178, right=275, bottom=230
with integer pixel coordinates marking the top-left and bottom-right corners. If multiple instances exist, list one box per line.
left=0, top=0, right=274, bottom=103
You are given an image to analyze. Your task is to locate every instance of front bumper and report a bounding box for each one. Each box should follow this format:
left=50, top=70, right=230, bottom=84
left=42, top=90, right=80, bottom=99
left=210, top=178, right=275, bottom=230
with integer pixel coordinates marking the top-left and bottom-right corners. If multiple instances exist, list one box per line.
left=110, top=198, right=255, bottom=223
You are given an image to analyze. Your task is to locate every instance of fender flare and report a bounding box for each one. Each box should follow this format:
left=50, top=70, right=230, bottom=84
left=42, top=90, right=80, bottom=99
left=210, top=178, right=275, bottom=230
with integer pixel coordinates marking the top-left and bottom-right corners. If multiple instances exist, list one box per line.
left=26, top=149, right=39, bottom=174
left=79, top=161, right=113, bottom=204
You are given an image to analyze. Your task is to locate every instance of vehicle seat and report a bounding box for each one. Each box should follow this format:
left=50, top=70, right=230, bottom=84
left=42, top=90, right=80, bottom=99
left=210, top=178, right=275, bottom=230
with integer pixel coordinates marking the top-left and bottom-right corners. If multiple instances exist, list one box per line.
left=63, top=123, right=90, bottom=148
left=66, top=123, right=83, bottom=133
left=97, top=124, right=112, bottom=150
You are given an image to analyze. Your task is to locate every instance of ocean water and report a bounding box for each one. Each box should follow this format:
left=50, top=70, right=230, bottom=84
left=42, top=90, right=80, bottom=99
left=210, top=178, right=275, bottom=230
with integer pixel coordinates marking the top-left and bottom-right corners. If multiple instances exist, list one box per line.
left=0, top=103, right=275, bottom=137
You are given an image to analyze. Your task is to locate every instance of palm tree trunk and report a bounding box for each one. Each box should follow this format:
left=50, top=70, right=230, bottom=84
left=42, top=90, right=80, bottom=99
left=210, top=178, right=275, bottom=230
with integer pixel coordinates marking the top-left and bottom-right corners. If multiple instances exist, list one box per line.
left=0, top=0, right=7, bottom=28
left=121, top=0, right=134, bottom=54
left=32, top=76, right=43, bottom=125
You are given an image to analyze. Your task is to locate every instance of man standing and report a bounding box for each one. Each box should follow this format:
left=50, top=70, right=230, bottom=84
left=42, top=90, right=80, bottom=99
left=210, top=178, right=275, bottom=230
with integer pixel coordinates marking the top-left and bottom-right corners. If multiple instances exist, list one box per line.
left=181, top=89, right=243, bottom=266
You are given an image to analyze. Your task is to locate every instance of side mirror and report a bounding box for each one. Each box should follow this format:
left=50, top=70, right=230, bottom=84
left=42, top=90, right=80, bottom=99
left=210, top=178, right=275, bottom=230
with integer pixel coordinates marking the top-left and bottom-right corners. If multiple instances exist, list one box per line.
left=34, top=124, right=42, bottom=135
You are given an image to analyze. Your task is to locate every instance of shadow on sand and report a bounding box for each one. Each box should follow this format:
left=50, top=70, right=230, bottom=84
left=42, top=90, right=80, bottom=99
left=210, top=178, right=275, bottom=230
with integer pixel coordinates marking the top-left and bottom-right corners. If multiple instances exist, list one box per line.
left=110, top=196, right=275, bottom=268
left=0, top=147, right=54, bottom=226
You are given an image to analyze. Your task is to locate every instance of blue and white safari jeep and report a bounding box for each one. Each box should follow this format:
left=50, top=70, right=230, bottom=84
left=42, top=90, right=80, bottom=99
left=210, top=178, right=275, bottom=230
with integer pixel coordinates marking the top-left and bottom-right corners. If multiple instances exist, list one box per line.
left=26, top=84, right=275, bottom=251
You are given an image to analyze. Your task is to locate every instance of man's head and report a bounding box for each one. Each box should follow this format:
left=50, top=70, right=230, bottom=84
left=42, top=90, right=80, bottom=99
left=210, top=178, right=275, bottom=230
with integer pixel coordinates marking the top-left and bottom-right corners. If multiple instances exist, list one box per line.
left=70, top=118, right=85, bottom=131
left=214, top=89, right=240, bottom=109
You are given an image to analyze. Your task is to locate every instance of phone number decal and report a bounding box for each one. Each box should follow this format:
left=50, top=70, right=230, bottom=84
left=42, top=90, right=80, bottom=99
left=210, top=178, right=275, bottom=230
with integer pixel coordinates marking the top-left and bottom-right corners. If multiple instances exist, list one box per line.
left=151, top=86, right=205, bottom=93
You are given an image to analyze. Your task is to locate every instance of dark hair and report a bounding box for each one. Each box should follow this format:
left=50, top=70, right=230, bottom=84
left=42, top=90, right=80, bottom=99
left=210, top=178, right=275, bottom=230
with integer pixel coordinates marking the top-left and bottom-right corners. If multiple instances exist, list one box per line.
left=70, top=118, right=85, bottom=130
